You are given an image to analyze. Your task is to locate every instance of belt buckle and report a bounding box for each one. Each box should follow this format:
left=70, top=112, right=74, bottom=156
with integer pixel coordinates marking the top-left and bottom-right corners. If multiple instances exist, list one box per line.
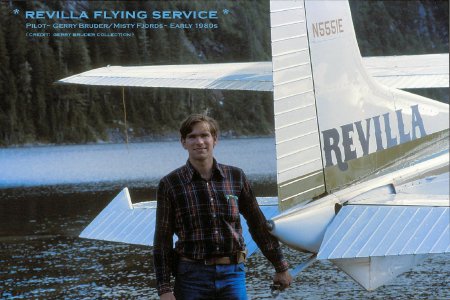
left=238, top=250, right=247, bottom=263
left=204, top=258, right=215, bottom=266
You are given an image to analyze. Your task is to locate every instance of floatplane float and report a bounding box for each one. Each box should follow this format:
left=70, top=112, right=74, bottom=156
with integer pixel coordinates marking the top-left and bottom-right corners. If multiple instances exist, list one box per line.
left=58, top=0, right=449, bottom=291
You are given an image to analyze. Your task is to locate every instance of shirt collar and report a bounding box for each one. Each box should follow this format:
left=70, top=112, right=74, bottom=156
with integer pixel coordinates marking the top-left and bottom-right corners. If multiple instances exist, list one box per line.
left=183, top=158, right=225, bottom=183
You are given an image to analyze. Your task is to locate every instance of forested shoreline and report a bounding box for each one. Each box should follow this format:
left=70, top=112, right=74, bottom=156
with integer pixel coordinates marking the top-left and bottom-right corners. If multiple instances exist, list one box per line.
left=0, top=0, right=448, bottom=147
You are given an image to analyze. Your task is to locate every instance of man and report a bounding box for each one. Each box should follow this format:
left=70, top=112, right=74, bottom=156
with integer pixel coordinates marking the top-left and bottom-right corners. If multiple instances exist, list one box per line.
left=153, top=114, right=292, bottom=299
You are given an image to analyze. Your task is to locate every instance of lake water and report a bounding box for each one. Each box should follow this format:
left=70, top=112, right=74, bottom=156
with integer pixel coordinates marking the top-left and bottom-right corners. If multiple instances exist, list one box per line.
left=0, top=138, right=277, bottom=190
left=0, top=139, right=449, bottom=299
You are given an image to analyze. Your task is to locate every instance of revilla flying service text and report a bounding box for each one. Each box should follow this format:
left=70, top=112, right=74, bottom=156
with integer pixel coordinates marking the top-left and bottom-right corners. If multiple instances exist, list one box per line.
left=25, top=10, right=218, bottom=20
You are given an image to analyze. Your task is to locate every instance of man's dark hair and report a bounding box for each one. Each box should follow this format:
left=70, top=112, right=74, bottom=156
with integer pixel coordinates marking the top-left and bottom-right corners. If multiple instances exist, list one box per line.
left=180, top=114, right=219, bottom=140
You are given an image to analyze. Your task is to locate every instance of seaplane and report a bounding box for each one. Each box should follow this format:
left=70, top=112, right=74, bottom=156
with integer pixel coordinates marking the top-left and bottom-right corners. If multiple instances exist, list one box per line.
left=58, top=0, right=449, bottom=292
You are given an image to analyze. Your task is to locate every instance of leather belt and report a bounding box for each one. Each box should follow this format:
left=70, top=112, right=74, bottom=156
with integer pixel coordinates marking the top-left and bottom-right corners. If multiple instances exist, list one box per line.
left=180, top=251, right=246, bottom=265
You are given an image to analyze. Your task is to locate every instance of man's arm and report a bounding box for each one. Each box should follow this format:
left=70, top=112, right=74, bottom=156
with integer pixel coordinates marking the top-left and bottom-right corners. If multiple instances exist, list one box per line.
left=153, top=179, right=175, bottom=296
left=238, top=172, right=289, bottom=273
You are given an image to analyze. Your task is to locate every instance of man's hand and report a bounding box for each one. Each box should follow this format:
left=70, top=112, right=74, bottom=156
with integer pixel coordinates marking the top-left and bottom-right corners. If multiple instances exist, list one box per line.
left=273, top=270, right=293, bottom=291
left=160, top=292, right=176, bottom=300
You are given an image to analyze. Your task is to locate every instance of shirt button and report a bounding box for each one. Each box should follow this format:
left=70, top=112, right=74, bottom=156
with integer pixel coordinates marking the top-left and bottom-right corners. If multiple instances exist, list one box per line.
left=216, top=247, right=220, bottom=251
left=215, top=230, right=218, bottom=234
left=210, top=197, right=214, bottom=201
left=212, top=214, right=216, bottom=218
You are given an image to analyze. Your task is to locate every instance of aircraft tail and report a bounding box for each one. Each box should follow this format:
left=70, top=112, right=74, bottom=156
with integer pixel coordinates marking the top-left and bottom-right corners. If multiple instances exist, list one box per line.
left=270, top=0, right=449, bottom=210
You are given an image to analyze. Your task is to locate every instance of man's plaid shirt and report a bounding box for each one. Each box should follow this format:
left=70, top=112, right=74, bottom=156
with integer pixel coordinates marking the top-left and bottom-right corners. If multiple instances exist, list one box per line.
left=153, top=159, right=289, bottom=295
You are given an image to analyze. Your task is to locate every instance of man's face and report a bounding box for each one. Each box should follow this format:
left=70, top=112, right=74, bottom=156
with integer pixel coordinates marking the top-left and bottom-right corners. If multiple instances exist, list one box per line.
left=181, top=122, right=217, bottom=162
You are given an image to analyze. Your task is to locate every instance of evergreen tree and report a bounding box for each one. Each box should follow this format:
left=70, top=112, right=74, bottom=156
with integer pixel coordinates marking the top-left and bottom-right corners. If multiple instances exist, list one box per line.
left=0, top=0, right=447, bottom=146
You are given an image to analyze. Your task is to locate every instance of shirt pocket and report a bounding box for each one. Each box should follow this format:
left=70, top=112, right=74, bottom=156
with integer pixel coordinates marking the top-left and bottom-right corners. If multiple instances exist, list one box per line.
left=219, top=193, right=240, bottom=222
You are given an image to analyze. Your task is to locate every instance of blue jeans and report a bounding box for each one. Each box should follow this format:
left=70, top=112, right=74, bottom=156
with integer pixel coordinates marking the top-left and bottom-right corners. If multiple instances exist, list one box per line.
left=174, top=261, right=248, bottom=300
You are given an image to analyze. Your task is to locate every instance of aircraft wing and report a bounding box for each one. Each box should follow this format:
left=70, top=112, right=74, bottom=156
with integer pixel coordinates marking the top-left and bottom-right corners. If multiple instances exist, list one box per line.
left=362, top=53, right=449, bottom=89
left=57, top=62, right=274, bottom=91
left=57, top=54, right=449, bottom=90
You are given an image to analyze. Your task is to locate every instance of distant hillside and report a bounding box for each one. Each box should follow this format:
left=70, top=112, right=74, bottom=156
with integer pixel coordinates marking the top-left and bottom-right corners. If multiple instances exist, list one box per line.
left=0, top=0, right=448, bottom=146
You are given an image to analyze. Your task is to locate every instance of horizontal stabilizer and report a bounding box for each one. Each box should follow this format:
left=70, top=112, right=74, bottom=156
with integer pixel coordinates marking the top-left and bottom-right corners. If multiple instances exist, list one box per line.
left=79, top=188, right=156, bottom=246
left=317, top=204, right=449, bottom=290
left=79, top=188, right=279, bottom=257
left=318, top=204, right=450, bottom=260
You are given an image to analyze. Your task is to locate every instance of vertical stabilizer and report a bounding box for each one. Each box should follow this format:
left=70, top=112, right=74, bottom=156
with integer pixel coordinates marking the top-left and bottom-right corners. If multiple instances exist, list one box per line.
left=270, top=0, right=449, bottom=210
left=305, top=0, right=448, bottom=191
